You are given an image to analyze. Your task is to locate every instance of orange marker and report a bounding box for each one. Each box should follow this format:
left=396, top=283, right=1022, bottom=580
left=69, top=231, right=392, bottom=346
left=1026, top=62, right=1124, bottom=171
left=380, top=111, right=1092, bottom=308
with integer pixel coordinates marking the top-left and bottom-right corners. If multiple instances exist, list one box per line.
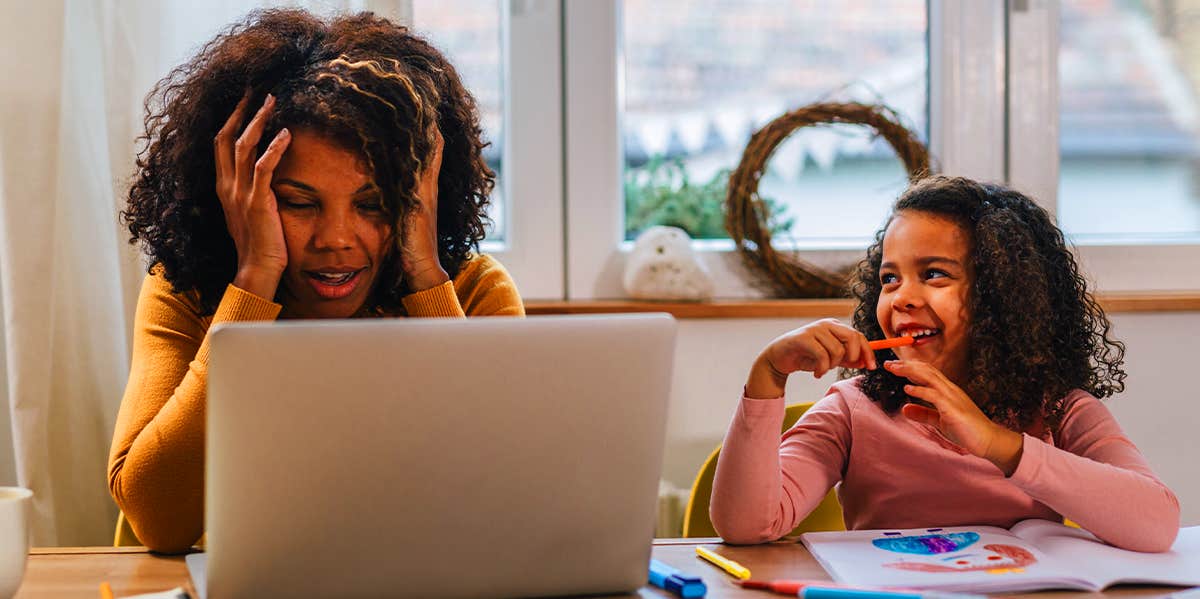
left=868, top=336, right=914, bottom=351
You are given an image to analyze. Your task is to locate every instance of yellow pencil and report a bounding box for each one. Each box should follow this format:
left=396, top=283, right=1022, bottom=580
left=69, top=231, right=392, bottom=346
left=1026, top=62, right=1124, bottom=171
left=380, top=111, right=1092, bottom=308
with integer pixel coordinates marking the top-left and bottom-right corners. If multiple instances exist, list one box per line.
left=99, top=581, right=115, bottom=599
left=695, top=546, right=751, bottom=580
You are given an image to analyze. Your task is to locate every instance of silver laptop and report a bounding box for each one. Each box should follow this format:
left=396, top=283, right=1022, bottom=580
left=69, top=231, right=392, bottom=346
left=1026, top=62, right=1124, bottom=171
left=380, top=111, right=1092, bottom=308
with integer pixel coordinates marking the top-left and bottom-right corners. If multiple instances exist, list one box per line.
left=202, top=314, right=676, bottom=599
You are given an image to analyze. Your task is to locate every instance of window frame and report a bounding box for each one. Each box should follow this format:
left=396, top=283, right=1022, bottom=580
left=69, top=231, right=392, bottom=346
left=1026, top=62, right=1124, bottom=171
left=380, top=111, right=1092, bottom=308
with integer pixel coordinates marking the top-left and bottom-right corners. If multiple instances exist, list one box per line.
left=472, top=0, right=565, bottom=299
left=1007, top=0, right=1200, bottom=291
left=563, top=0, right=1008, bottom=299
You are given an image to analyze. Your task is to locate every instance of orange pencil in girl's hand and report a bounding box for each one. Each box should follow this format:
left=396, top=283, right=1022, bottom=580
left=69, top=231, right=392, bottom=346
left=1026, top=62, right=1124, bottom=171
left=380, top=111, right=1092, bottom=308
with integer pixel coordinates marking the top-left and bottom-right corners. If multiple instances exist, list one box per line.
left=868, top=336, right=915, bottom=351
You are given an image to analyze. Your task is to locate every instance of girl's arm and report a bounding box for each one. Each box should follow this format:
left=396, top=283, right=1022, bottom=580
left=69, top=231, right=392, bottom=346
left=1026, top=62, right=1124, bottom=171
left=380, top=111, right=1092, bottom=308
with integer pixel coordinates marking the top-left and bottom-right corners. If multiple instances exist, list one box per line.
left=1007, top=390, right=1180, bottom=552
left=710, top=390, right=853, bottom=544
left=107, top=272, right=280, bottom=553
left=711, top=319, right=873, bottom=544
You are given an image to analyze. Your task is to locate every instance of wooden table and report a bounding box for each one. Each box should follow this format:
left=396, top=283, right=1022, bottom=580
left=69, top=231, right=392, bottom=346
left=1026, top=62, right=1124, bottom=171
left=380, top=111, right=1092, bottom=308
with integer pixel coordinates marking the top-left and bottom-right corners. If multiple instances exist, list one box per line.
left=17, top=539, right=1182, bottom=598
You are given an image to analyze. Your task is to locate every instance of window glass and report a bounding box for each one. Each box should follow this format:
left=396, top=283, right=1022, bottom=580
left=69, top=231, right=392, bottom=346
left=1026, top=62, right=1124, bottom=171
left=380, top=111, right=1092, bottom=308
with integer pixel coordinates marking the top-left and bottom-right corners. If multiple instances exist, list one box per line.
left=621, top=0, right=928, bottom=244
left=412, top=0, right=506, bottom=241
left=1059, top=0, right=1200, bottom=242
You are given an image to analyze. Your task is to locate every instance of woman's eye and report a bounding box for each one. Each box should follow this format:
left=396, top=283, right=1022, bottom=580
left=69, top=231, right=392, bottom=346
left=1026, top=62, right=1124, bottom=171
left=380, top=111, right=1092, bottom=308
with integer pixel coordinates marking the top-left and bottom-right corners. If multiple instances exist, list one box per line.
left=358, top=202, right=384, bottom=212
left=279, top=198, right=316, bottom=210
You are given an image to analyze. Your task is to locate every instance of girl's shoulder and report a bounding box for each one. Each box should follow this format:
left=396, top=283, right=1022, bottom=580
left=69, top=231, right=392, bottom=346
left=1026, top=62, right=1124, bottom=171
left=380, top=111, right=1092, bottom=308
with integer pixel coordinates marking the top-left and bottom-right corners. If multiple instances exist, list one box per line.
left=823, top=375, right=872, bottom=406
left=813, top=375, right=879, bottom=416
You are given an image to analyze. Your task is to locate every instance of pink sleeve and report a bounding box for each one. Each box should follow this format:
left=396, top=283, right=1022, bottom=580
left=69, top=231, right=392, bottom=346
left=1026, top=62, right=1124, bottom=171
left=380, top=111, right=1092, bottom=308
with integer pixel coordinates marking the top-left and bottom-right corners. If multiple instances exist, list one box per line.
left=1008, top=391, right=1180, bottom=552
left=710, top=391, right=851, bottom=544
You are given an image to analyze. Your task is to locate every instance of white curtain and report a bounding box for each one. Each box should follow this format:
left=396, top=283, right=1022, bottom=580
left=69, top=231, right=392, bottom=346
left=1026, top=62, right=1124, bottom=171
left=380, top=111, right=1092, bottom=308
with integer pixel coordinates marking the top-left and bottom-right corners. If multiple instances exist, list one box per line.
left=0, top=0, right=409, bottom=547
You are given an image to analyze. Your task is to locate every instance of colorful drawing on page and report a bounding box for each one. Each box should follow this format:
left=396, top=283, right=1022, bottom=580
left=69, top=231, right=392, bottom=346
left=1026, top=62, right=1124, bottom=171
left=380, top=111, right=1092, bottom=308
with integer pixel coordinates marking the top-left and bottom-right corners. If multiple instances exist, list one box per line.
left=871, top=531, right=980, bottom=554
left=883, top=543, right=1036, bottom=574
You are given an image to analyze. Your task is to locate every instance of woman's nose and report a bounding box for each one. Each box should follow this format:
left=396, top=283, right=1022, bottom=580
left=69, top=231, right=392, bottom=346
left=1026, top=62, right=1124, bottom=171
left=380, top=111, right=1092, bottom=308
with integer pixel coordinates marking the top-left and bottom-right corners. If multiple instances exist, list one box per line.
left=313, top=211, right=354, bottom=250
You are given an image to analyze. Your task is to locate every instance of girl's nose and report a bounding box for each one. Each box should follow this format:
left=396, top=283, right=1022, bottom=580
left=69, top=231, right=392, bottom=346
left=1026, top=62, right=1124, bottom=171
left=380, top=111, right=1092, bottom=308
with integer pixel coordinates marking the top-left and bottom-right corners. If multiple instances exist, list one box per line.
left=891, top=284, right=924, bottom=312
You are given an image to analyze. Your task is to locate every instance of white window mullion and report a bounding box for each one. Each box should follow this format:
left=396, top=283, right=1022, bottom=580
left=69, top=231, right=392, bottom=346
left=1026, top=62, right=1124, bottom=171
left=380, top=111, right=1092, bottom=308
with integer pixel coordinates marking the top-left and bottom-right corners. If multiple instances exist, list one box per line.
left=928, top=0, right=1007, bottom=183
left=490, top=0, right=564, bottom=299
left=564, top=0, right=623, bottom=300
left=1006, top=0, right=1059, bottom=214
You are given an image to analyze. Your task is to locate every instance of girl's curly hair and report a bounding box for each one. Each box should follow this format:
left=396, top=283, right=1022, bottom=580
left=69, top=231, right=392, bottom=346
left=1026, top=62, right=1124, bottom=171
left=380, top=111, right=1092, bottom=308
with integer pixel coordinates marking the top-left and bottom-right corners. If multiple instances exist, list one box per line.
left=122, top=8, right=494, bottom=315
left=845, top=176, right=1126, bottom=432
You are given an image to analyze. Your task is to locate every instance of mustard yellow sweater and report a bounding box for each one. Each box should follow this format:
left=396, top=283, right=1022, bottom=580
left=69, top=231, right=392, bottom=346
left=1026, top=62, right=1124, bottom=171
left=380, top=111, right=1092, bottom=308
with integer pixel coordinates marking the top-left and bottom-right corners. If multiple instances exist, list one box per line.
left=108, top=254, right=523, bottom=553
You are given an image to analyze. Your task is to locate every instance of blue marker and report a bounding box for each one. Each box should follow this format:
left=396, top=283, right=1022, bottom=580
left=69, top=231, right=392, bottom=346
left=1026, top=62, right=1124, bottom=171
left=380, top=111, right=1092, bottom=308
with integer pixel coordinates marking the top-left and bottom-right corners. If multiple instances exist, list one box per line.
left=802, top=587, right=986, bottom=599
left=649, top=559, right=707, bottom=598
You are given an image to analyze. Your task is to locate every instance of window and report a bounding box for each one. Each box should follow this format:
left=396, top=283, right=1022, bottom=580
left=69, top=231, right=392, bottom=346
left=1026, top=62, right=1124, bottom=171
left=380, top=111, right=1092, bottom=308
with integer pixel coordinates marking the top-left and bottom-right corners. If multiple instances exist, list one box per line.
left=411, top=0, right=507, bottom=242
left=566, top=1, right=1003, bottom=299
left=621, top=0, right=928, bottom=246
left=1009, top=0, right=1200, bottom=290
left=1058, top=0, right=1200, bottom=243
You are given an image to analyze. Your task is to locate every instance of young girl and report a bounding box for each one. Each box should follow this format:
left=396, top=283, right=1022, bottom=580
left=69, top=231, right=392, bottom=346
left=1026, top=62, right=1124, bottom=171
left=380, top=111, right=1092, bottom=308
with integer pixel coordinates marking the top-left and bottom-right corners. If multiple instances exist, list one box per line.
left=710, top=176, right=1179, bottom=552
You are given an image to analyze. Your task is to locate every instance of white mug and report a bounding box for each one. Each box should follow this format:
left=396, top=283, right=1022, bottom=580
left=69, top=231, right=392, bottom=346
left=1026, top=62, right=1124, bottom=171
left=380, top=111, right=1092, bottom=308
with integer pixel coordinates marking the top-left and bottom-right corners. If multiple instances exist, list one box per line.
left=0, top=488, right=31, bottom=599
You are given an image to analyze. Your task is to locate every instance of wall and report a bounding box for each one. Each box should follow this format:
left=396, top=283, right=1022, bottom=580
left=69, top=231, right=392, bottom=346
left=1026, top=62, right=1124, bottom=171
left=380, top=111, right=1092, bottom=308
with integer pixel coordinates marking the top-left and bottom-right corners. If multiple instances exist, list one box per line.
left=660, top=312, right=1200, bottom=527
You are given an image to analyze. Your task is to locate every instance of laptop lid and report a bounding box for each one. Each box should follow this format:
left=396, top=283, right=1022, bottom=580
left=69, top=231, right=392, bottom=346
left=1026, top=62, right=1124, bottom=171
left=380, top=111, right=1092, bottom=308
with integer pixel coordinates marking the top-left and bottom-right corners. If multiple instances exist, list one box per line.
left=206, top=314, right=676, bottom=599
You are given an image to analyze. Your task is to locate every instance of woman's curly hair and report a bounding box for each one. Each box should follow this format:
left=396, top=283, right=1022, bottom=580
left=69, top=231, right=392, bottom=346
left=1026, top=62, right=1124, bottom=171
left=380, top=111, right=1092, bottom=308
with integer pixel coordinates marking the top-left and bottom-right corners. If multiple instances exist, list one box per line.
left=845, top=176, right=1126, bottom=432
left=122, top=8, right=494, bottom=315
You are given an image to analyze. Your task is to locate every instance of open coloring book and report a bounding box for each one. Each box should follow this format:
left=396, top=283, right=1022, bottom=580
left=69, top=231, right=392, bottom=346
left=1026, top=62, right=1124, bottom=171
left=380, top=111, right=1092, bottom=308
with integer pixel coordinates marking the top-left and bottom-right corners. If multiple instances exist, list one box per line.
left=800, top=520, right=1200, bottom=593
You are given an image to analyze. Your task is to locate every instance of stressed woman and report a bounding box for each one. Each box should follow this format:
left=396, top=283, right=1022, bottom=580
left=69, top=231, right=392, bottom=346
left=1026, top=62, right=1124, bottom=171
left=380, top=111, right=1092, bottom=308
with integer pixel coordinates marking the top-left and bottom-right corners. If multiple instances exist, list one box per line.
left=108, top=9, right=523, bottom=553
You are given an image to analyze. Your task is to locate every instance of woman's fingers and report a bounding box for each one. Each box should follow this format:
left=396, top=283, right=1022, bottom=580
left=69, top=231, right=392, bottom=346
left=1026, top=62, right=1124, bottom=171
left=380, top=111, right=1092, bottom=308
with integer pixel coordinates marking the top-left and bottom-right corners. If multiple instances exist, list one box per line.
left=214, top=93, right=253, bottom=204
left=250, top=128, right=292, bottom=199
left=234, top=94, right=277, bottom=193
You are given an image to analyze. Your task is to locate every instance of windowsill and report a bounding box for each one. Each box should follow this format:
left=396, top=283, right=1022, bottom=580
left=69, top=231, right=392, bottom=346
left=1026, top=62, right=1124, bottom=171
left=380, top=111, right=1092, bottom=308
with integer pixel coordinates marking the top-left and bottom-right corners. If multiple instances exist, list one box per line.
left=524, top=291, right=1200, bottom=319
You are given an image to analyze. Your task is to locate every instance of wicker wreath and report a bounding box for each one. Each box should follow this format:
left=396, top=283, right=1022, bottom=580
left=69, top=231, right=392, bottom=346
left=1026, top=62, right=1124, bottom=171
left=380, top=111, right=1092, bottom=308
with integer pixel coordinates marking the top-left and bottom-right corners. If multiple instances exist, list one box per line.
left=724, top=102, right=931, bottom=298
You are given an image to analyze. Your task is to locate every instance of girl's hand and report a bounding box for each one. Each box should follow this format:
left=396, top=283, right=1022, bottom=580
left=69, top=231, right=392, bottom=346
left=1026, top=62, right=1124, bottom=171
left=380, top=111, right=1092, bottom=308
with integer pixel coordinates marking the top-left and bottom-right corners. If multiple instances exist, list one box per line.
left=746, top=319, right=877, bottom=399
left=400, top=127, right=450, bottom=292
left=214, top=93, right=292, bottom=299
left=884, top=360, right=1024, bottom=475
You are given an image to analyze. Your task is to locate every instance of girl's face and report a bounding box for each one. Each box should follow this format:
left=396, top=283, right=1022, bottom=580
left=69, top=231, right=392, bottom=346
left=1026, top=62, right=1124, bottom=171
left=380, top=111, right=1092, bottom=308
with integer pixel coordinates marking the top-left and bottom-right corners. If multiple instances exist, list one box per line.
left=875, top=210, right=974, bottom=386
left=272, top=129, right=394, bottom=318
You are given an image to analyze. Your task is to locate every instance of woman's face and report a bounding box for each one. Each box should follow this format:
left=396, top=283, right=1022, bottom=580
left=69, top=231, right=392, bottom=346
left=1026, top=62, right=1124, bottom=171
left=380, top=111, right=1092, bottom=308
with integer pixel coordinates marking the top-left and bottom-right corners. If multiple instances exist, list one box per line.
left=875, top=210, right=974, bottom=386
left=271, top=129, right=393, bottom=318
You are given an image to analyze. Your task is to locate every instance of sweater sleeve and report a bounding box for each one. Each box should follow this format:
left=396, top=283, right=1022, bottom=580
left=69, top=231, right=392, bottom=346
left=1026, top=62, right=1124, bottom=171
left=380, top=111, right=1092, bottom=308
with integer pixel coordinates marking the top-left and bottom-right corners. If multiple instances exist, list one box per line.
left=107, top=272, right=280, bottom=553
left=1007, top=391, right=1180, bottom=552
left=402, top=254, right=525, bottom=317
left=710, top=391, right=851, bottom=544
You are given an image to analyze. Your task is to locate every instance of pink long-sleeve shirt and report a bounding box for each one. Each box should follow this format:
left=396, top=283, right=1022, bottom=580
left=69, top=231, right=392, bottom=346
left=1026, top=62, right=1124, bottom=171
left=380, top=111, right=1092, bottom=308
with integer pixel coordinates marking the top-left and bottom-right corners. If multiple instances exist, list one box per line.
left=710, top=377, right=1180, bottom=552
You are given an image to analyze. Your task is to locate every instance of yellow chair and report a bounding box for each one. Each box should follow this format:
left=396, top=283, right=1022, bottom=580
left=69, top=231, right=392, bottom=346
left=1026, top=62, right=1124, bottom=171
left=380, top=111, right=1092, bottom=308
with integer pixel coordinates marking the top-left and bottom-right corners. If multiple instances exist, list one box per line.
left=682, top=401, right=845, bottom=538
left=114, top=510, right=141, bottom=547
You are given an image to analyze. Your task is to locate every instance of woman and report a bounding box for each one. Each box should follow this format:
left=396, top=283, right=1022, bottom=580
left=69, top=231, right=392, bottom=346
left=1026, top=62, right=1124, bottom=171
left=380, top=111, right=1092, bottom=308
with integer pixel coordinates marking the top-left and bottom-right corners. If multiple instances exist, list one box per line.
left=109, top=8, right=522, bottom=553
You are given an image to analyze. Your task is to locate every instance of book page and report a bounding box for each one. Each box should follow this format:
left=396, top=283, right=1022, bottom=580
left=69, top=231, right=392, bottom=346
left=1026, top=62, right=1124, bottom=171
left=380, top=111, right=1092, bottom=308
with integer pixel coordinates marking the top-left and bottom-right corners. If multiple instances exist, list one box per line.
left=801, top=525, right=1093, bottom=592
left=1011, top=520, right=1200, bottom=589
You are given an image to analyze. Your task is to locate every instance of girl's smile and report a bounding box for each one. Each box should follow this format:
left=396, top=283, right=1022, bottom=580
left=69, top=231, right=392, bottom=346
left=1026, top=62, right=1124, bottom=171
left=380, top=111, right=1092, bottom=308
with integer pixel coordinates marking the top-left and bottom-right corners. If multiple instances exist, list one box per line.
left=875, top=210, right=973, bottom=387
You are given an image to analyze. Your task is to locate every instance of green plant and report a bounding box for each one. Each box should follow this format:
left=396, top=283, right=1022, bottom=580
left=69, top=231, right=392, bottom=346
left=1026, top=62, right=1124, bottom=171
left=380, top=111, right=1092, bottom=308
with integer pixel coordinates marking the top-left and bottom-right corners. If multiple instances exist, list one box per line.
left=624, top=156, right=795, bottom=240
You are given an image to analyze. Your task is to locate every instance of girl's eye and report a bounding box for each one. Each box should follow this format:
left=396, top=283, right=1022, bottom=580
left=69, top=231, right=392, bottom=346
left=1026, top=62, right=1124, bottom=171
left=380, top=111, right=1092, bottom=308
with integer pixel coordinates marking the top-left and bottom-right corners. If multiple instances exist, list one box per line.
left=357, top=201, right=384, bottom=213
left=924, top=268, right=949, bottom=280
left=880, top=273, right=898, bottom=285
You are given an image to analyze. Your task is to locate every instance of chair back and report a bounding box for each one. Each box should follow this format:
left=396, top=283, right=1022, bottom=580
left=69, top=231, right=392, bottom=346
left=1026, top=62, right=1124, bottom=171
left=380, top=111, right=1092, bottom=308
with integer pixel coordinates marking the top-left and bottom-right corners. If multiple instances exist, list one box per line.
left=681, top=401, right=845, bottom=537
left=113, top=511, right=140, bottom=547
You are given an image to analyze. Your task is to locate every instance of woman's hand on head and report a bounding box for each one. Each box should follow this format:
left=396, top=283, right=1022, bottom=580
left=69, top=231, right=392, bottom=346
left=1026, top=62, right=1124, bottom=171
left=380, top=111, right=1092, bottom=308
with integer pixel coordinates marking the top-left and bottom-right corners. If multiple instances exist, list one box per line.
left=400, top=126, right=450, bottom=293
left=214, top=93, right=292, bottom=300
left=746, top=319, right=877, bottom=399
left=884, top=360, right=1025, bottom=476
